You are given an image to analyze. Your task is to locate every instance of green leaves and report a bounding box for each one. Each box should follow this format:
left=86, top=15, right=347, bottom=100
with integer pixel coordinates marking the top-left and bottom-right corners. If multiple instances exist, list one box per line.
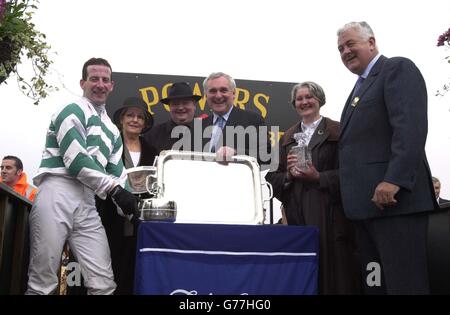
left=0, top=0, right=56, bottom=105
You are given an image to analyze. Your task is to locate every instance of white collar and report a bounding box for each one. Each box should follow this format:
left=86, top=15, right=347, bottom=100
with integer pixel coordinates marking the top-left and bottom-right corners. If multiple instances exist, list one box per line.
left=213, top=105, right=233, bottom=124
left=301, top=116, right=322, bottom=132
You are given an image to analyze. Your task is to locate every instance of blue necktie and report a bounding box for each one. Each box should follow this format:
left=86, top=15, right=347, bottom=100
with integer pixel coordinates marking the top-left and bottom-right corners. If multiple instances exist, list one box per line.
left=211, top=116, right=225, bottom=152
left=343, top=77, right=365, bottom=123
left=352, top=76, right=365, bottom=99
left=216, top=115, right=225, bottom=129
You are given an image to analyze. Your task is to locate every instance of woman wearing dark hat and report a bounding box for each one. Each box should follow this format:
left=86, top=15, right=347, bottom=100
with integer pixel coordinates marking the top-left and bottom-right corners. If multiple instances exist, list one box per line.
left=266, top=81, right=360, bottom=294
left=113, top=97, right=156, bottom=168
left=98, top=97, right=157, bottom=295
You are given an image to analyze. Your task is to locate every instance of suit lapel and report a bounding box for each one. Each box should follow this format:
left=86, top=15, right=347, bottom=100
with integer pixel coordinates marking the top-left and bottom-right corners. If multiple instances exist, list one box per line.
left=204, top=115, right=214, bottom=127
left=225, top=106, right=239, bottom=126
left=122, top=146, right=134, bottom=168
left=308, top=118, right=328, bottom=151
left=282, top=122, right=301, bottom=147
left=340, top=92, right=354, bottom=124
left=340, top=55, right=387, bottom=137
left=220, top=106, right=239, bottom=145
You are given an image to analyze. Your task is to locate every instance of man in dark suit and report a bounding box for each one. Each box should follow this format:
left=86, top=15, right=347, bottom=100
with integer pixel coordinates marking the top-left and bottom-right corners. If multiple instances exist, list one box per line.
left=337, top=21, right=438, bottom=294
left=432, top=176, right=450, bottom=205
left=144, top=82, right=202, bottom=155
left=202, top=72, right=271, bottom=168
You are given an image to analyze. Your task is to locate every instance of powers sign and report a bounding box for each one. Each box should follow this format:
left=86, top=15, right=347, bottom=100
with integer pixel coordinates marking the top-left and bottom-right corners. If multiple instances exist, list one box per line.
left=107, top=72, right=298, bottom=144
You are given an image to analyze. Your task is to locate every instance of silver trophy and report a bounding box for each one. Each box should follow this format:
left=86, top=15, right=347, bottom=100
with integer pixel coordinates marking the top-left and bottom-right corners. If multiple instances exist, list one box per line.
left=126, top=166, right=177, bottom=222
left=289, top=132, right=312, bottom=171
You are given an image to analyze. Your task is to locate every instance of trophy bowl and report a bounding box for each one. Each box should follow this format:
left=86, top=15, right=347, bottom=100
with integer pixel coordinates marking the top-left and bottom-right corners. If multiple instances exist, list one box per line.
left=138, top=197, right=177, bottom=222
left=126, top=166, right=157, bottom=195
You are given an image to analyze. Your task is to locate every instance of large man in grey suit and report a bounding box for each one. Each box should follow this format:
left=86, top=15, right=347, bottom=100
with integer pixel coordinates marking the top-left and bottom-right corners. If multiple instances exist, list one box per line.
left=337, top=21, right=438, bottom=294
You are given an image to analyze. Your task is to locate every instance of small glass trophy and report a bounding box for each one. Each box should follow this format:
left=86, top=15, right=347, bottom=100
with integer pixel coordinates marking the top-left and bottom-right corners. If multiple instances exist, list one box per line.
left=289, top=132, right=312, bottom=171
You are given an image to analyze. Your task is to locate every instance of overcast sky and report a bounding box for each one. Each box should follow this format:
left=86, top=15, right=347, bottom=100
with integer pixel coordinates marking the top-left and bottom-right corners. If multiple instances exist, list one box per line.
left=1, top=0, right=450, bottom=197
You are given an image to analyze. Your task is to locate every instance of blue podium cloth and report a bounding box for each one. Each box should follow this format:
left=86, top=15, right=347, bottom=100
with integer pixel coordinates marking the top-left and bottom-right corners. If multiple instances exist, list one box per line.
left=134, top=222, right=319, bottom=295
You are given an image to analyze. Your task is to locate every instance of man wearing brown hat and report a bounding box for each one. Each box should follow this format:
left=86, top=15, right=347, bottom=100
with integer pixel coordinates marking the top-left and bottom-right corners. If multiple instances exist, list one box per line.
left=144, top=82, right=202, bottom=155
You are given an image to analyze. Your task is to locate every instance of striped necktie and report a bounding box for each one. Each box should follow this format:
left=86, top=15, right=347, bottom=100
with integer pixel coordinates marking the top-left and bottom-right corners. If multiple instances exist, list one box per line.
left=210, top=116, right=225, bottom=153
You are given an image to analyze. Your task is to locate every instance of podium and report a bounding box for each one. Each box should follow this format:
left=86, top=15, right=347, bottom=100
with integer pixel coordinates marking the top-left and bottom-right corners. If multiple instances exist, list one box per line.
left=134, top=222, right=319, bottom=295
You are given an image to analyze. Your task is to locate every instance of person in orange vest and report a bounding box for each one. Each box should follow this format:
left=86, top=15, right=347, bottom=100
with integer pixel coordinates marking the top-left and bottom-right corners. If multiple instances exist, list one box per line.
left=0, top=155, right=37, bottom=201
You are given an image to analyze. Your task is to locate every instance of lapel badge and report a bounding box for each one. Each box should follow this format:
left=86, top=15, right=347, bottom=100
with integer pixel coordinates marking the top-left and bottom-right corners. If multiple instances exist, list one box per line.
left=351, top=96, right=360, bottom=107
left=318, top=129, right=324, bottom=135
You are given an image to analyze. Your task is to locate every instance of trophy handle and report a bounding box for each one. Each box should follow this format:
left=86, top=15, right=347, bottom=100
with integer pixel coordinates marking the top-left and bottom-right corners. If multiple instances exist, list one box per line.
left=145, top=171, right=158, bottom=195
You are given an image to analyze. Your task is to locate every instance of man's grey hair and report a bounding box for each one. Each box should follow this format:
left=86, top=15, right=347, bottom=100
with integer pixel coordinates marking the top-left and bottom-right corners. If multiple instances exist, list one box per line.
left=432, top=176, right=440, bottom=184
left=290, top=81, right=326, bottom=107
left=337, top=21, right=375, bottom=41
left=203, top=72, right=236, bottom=93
